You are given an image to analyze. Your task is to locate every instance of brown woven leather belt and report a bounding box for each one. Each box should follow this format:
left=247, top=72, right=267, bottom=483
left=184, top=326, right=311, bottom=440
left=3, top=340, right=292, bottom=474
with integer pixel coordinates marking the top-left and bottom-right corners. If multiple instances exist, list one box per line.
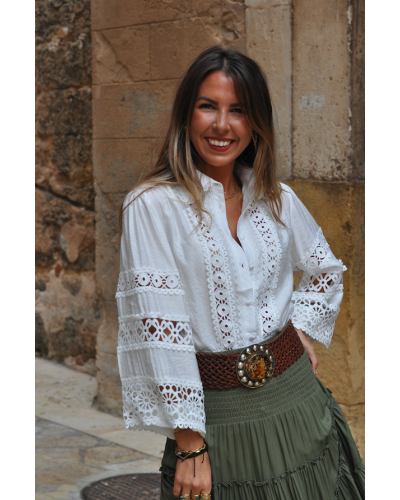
left=196, top=321, right=304, bottom=389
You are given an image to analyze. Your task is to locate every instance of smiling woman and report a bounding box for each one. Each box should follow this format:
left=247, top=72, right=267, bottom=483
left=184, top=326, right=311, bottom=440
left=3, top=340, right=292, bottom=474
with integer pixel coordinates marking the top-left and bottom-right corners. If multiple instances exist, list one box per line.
left=116, top=46, right=365, bottom=500
left=190, top=73, right=252, bottom=165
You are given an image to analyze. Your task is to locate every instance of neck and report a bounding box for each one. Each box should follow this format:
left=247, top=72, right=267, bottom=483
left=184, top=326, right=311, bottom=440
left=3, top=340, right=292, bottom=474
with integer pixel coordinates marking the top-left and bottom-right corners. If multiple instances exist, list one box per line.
left=200, top=161, right=237, bottom=196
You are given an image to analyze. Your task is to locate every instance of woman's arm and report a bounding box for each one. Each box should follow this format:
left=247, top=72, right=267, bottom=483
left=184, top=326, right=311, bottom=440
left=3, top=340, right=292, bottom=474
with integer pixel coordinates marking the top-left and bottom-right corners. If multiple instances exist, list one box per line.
left=117, top=188, right=206, bottom=438
left=285, top=184, right=347, bottom=349
left=172, top=429, right=212, bottom=498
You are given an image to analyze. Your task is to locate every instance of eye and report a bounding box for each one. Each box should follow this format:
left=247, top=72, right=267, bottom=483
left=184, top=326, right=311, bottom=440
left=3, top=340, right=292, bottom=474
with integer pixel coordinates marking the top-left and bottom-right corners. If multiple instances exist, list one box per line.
left=198, top=103, right=215, bottom=110
left=230, top=107, right=243, bottom=114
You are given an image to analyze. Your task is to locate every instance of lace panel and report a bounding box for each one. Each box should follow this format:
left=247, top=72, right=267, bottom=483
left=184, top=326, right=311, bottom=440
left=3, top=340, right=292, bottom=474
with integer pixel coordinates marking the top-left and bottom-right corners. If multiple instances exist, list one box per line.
left=117, top=314, right=193, bottom=352
left=295, top=228, right=345, bottom=272
left=121, top=376, right=205, bottom=433
left=291, top=292, right=340, bottom=348
left=185, top=204, right=238, bottom=350
left=116, top=267, right=184, bottom=298
left=248, top=205, right=282, bottom=337
left=296, top=272, right=344, bottom=293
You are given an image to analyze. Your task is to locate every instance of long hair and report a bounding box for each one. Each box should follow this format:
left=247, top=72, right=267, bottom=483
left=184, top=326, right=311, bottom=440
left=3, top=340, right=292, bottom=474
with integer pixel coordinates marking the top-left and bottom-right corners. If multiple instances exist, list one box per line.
left=119, top=46, right=283, bottom=232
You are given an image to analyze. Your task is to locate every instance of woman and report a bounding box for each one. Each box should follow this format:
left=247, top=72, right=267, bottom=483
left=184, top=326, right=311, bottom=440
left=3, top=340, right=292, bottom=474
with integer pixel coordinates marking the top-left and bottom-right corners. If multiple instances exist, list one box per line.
left=116, top=46, right=365, bottom=500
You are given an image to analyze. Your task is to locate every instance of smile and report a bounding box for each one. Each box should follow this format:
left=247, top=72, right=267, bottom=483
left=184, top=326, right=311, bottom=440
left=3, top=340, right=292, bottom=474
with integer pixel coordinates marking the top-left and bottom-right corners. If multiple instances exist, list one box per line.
left=205, top=138, right=235, bottom=152
left=206, top=138, right=234, bottom=147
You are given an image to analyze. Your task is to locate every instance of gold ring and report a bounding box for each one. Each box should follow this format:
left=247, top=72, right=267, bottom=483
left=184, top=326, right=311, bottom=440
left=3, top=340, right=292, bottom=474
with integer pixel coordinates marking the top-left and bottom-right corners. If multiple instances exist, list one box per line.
left=200, top=495, right=211, bottom=500
left=191, top=495, right=201, bottom=499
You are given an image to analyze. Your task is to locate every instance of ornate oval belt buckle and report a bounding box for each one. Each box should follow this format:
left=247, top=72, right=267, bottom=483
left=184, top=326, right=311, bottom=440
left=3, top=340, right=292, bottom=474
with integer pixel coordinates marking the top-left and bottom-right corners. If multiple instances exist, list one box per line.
left=236, top=343, right=275, bottom=388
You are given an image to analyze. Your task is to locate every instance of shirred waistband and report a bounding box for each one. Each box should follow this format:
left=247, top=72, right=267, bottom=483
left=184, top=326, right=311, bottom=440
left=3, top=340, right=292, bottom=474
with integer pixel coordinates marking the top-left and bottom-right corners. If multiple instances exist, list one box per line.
left=203, top=352, right=321, bottom=424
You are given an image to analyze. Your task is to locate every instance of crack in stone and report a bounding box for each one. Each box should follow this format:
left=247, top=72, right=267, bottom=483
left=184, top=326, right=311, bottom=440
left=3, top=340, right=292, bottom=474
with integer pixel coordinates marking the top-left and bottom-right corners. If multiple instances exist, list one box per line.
left=94, top=31, right=134, bottom=83
left=35, top=184, right=95, bottom=212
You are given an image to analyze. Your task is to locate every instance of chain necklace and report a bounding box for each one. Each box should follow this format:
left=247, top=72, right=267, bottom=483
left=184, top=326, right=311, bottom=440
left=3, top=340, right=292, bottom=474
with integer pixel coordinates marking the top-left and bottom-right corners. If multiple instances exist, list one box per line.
left=224, top=182, right=238, bottom=200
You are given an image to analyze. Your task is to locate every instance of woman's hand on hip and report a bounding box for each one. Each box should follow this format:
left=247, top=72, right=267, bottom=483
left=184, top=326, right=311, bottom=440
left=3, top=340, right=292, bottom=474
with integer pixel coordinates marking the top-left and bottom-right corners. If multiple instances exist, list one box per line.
left=295, top=328, right=319, bottom=376
left=173, top=429, right=212, bottom=499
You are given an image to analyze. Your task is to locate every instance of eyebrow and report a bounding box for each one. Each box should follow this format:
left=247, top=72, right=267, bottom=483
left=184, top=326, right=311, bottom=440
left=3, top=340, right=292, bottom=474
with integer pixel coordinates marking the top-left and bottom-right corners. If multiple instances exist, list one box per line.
left=196, top=96, right=243, bottom=107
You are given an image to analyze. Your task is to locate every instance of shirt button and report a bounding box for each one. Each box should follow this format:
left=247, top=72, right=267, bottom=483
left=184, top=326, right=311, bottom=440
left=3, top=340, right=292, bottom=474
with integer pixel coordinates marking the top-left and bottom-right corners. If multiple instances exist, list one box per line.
left=248, top=334, right=256, bottom=341
left=245, top=300, right=251, bottom=306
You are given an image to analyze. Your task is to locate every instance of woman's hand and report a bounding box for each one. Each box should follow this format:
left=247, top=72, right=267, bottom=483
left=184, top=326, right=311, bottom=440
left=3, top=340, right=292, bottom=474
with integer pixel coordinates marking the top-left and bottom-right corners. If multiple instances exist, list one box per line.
left=173, top=429, right=212, bottom=498
left=295, top=328, right=319, bottom=376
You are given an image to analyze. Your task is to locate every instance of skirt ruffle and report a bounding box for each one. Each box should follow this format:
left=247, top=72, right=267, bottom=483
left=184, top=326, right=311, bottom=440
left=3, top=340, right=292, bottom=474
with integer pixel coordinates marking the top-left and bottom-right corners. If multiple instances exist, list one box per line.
left=160, top=352, right=365, bottom=500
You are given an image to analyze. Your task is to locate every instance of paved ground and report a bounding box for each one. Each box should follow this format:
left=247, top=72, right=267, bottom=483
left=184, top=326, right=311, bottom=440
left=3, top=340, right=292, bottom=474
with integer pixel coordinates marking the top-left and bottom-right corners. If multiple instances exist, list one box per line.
left=36, top=357, right=365, bottom=500
left=35, top=358, right=166, bottom=500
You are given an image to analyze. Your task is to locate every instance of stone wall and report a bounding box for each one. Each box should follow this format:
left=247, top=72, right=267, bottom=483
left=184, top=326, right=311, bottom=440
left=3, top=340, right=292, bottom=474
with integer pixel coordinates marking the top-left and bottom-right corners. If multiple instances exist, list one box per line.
left=246, top=0, right=365, bottom=457
left=91, top=0, right=247, bottom=415
left=35, top=0, right=102, bottom=376
left=36, top=0, right=363, bottom=455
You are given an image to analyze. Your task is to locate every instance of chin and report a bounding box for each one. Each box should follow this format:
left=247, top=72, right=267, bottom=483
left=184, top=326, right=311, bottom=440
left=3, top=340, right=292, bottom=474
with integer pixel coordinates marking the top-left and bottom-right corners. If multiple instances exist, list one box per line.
left=202, top=156, right=236, bottom=168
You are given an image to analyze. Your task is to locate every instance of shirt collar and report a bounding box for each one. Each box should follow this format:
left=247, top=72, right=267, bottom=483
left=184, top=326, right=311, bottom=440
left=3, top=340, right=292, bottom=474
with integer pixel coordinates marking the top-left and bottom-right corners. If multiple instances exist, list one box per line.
left=196, top=165, right=255, bottom=193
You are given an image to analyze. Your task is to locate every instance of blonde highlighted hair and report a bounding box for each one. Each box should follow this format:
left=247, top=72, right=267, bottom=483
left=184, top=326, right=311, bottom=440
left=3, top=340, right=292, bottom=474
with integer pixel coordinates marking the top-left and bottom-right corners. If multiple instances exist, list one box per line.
left=119, top=46, right=283, bottom=232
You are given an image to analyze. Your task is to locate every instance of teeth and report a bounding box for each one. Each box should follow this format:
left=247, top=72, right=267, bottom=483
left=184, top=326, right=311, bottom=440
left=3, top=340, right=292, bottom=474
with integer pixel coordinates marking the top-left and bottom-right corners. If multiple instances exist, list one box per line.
left=208, top=139, right=231, bottom=147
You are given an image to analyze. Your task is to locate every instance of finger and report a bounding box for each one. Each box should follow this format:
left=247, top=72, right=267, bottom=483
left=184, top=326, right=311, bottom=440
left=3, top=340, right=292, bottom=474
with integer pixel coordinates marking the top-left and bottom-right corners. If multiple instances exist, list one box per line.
left=172, top=481, right=183, bottom=498
left=178, top=492, right=191, bottom=500
left=310, top=353, right=317, bottom=370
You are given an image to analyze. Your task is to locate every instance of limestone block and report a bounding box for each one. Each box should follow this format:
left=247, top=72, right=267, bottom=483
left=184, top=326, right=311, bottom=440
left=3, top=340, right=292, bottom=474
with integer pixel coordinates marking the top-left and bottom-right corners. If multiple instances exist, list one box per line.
left=339, top=402, right=365, bottom=462
left=35, top=269, right=103, bottom=361
left=92, top=80, right=177, bottom=139
left=246, top=0, right=292, bottom=179
left=150, top=18, right=219, bottom=80
left=95, top=300, right=119, bottom=356
left=289, top=180, right=364, bottom=405
left=293, top=0, right=352, bottom=180
left=36, top=87, right=92, bottom=137
left=350, top=0, right=365, bottom=180
left=93, top=138, right=153, bottom=194
left=96, top=241, right=120, bottom=304
left=92, top=0, right=246, bottom=36
left=91, top=0, right=189, bottom=30
left=92, top=26, right=150, bottom=85
left=95, top=191, right=123, bottom=302
left=193, top=0, right=246, bottom=52
left=96, top=350, right=122, bottom=416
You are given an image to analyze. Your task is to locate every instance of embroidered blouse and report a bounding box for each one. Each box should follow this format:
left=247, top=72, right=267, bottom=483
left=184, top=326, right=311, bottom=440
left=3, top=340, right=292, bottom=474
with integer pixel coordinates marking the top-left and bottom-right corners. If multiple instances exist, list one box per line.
left=116, top=167, right=346, bottom=439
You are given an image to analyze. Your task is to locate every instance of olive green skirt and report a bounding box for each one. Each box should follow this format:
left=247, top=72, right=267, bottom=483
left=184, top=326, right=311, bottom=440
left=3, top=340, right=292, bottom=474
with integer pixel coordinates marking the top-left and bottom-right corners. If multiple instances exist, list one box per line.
left=160, top=351, right=365, bottom=500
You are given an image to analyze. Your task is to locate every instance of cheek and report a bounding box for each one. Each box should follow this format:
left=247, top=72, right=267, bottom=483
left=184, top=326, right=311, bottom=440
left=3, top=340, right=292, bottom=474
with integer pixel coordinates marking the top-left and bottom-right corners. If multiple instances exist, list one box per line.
left=237, top=122, right=252, bottom=147
left=190, top=109, right=212, bottom=135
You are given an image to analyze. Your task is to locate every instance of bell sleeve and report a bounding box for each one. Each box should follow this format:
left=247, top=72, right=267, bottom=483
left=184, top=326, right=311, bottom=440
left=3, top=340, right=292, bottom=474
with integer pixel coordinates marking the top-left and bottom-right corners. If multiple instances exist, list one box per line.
left=285, top=186, right=347, bottom=348
left=116, top=188, right=205, bottom=439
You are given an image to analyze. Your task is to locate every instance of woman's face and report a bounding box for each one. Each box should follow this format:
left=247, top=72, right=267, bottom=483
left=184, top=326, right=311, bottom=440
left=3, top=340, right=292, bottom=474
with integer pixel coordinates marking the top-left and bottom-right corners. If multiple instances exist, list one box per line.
left=189, top=71, right=252, bottom=172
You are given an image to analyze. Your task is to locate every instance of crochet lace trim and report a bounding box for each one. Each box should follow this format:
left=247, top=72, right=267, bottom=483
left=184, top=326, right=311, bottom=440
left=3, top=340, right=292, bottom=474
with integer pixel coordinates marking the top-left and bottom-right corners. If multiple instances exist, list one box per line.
left=116, top=267, right=184, bottom=298
left=118, top=316, right=193, bottom=347
left=185, top=202, right=239, bottom=350
left=121, top=376, right=205, bottom=434
left=291, top=292, right=340, bottom=348
left=248, top=205, right=282, bottom=338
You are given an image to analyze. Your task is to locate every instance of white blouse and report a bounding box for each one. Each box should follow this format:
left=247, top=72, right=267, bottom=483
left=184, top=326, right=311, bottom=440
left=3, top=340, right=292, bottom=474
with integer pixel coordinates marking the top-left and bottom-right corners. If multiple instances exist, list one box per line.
left=116, top=167, right=346, bottom=439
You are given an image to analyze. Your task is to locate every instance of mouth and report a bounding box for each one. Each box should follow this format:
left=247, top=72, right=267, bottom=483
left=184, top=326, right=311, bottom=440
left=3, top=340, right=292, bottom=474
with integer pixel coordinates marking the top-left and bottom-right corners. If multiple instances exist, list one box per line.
left=205, top=137, right=235, bottom=152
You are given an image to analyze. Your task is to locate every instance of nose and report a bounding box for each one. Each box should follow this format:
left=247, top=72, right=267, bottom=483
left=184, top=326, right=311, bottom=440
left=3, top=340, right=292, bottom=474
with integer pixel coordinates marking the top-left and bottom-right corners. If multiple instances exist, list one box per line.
left=213, top=109, right=230, bottom=133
